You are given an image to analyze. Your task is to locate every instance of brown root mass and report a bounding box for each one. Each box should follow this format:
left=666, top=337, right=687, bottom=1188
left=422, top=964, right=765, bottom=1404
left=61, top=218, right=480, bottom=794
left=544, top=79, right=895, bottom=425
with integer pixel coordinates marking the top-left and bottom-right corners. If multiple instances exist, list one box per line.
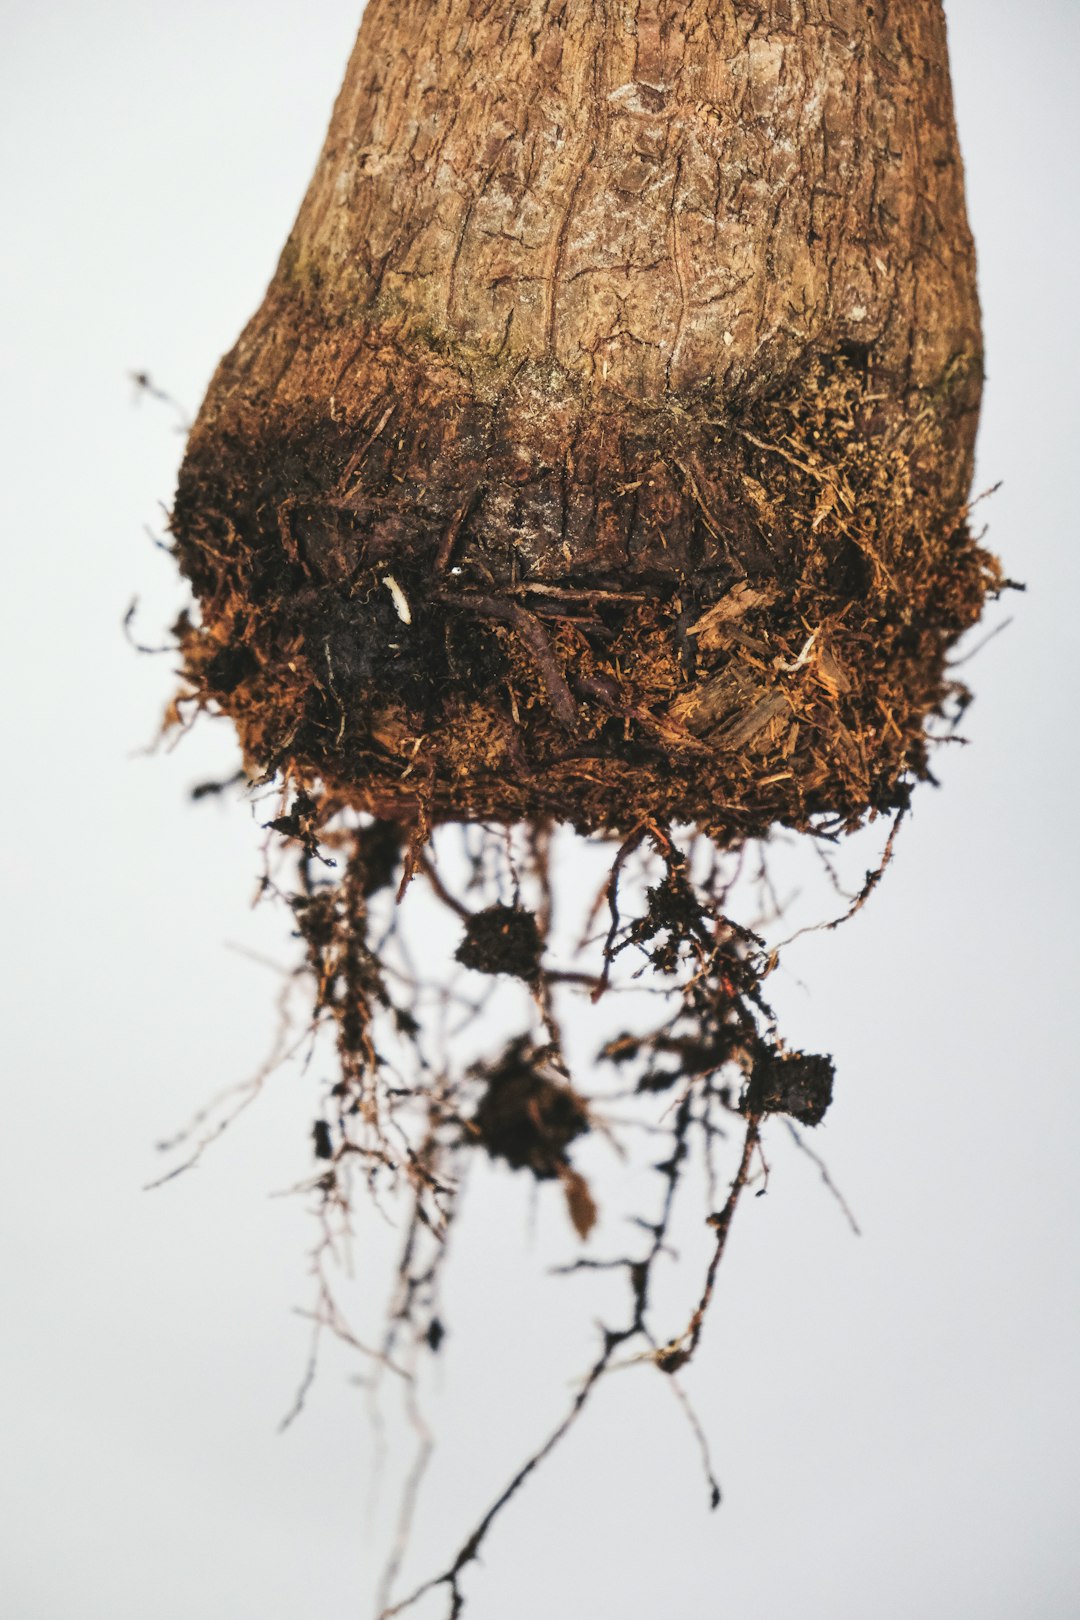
left=174, top=348, right=997, bottom=840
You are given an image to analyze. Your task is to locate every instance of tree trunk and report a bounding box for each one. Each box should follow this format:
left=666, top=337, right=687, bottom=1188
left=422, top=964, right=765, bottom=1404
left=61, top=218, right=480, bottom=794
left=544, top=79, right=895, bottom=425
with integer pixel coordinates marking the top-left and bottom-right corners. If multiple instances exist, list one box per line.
left=173, top=0, right=994, bottom=840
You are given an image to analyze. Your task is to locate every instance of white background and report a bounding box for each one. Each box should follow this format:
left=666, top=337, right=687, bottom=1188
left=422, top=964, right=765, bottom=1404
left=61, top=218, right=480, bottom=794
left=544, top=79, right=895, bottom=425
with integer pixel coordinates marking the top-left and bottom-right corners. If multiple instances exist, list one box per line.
left=2, top=3, right=1078, bottom=1616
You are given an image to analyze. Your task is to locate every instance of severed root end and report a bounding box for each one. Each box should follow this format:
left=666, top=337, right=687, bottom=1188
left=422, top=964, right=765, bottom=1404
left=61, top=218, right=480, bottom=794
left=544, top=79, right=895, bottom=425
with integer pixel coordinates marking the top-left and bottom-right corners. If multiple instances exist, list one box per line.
left=171, top=347, right=999, bottom=844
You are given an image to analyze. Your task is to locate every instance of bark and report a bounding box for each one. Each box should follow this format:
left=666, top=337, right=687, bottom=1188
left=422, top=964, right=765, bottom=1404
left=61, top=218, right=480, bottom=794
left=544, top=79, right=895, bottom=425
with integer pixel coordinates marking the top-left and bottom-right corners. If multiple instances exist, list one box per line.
left=172, top=0, right=994, bottom=838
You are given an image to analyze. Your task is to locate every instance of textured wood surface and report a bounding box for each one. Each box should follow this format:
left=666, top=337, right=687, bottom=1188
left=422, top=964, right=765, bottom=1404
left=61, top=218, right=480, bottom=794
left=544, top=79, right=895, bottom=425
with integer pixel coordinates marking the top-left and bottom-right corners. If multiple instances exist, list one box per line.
left=278, top=0, right=977, bottom=399
left=182, top=0, right=979, bottom=586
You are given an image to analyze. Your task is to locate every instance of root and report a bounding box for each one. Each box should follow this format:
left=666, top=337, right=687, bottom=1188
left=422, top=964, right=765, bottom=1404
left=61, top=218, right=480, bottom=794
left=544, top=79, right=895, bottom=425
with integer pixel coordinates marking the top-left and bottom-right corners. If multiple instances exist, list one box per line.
left=151, top=786, right=894, bottom=1615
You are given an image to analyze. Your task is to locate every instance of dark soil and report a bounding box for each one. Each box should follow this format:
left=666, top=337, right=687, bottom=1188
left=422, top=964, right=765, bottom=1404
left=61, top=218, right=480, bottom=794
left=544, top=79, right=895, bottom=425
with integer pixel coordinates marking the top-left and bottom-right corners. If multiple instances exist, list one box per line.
left=743, top=1049, right=835, bottom=1128
left=455, top=904, right=543, bottom=980
left=171, top=350, right=1000, bottom=845
left=470, top=1040, right=590, bottom=1178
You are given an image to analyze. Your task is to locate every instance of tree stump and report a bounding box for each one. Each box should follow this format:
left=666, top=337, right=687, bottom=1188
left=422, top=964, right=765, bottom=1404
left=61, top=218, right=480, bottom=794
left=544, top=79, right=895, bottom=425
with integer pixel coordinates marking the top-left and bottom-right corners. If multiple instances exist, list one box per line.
left=172, top=0, right=996, bottom=842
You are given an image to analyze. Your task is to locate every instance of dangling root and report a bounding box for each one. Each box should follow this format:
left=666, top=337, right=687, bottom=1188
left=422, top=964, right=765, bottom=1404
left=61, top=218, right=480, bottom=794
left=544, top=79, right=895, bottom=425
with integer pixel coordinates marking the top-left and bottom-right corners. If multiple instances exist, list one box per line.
left=147, top=791, right=881, bottom=1617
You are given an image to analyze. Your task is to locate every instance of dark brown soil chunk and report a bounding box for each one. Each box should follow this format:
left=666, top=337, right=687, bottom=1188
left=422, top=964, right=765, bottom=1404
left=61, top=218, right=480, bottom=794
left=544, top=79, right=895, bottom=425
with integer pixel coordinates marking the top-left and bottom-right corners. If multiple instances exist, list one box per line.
left=471, top=1041, right=590, bottom=1179
left=455, top=904, right=543, bottom=980
left=743, top=1049, right=836, bottom=1128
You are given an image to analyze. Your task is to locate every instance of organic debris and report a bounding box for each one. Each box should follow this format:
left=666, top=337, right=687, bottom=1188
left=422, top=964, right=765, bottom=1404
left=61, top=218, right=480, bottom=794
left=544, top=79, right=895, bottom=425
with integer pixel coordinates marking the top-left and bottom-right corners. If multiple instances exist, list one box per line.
left=173, top=353, right=1000, bottom=847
